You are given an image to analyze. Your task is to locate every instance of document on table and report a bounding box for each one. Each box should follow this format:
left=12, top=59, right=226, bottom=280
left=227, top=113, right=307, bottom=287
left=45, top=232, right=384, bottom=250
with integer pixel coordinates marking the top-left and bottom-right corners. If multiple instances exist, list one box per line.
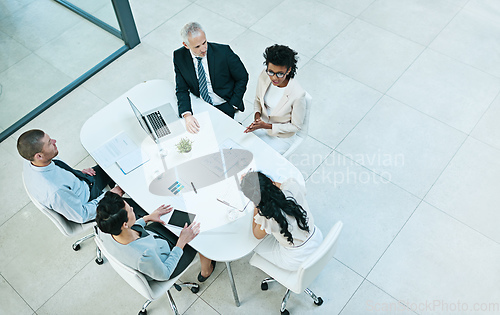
left=116, top=149, right=150, bottom=174
left=183, top=176, right=248, bottom=232
left=91, top=132, right=148, bottom=172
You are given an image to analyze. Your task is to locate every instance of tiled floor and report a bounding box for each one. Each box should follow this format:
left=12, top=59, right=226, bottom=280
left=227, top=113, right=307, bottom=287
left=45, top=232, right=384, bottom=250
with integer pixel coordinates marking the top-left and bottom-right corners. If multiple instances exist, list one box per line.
left=1, top=0, right=500, bottom=314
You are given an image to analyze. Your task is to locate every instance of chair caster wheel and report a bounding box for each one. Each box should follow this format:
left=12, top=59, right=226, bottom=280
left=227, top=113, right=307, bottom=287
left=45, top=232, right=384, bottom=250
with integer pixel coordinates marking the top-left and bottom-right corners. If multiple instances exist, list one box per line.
left=191, top=285, right=200, bottom=293
left=261, top=282, right=268, bottom=290
left=72, top=244, right=80, bottom=251
left=138, top=310, right=147, bottom=315
left=95, top=258, right=104, bottom=265
left=314, top=297, right=323, bottom=306
left=173, top=283, right=182, bottom=291
left=281, top=309, right=289, bottom=315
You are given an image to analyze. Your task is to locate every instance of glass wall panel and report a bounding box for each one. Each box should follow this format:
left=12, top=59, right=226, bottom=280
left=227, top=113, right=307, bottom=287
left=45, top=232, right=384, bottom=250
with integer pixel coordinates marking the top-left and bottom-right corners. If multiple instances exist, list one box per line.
left=0, top=0, right=136, bottom=141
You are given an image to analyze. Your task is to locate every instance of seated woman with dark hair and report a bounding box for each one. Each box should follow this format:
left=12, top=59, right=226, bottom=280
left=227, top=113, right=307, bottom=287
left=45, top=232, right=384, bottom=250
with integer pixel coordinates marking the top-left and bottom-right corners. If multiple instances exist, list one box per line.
left=96, top=192, right=215, bottom=281
left=240, top=171, right=323, bottom=270
left=244, top=44, right=306, bottom=154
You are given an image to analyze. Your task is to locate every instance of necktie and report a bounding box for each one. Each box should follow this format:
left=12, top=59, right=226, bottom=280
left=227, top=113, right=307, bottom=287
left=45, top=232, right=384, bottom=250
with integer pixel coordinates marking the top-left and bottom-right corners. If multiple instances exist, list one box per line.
left=53, top=159, right=94, bottom=188
left=196, top=57, right=213, bottom=105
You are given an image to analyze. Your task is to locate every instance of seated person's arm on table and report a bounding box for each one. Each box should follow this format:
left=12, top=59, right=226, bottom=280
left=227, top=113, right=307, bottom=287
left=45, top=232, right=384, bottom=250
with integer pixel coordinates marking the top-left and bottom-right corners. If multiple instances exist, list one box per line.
left=136, top=207, right=199, bottom=281
left=53, top=188, right=102, bottom=223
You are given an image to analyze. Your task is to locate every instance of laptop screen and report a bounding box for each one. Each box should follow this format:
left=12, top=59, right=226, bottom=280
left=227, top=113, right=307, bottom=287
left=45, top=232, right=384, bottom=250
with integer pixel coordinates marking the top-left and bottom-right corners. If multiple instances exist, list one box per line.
left=127, top=97, right=155, bottom=141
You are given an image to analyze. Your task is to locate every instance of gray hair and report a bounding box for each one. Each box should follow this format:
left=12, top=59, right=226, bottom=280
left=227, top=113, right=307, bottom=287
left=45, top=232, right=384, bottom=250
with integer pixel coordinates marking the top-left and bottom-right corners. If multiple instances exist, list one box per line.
left=180, top=22, right=204, bottom=46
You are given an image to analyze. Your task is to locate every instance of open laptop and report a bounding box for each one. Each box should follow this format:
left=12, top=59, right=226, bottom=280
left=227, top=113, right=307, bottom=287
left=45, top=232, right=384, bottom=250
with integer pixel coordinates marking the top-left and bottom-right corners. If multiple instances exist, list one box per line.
left=127, top=97, right=178, bottom=143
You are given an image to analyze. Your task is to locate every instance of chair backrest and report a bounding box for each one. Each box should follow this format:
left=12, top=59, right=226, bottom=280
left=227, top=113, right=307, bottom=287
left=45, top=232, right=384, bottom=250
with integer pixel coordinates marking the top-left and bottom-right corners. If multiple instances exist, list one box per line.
left=296, top=92, right=312, bottom=139
left=94, top=229, right=161, bottom=299
left=297, top=221, right=343, bottom=291
left=22, top=174, right=88, bottom=236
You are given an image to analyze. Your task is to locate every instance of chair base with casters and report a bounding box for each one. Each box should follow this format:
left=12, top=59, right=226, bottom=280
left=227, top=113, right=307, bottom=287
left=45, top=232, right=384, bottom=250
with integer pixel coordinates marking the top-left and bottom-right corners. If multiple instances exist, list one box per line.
left=250, top=221, right=343, bottom=315
left=138, top=282, right=199, bottom=315
left=94, top=228, right=200, bottom=315
left=72, top=230, right=103, bottom=265
left=260, top=277, right=323, bottom=315
left=22, top=175, right=103, bottom=265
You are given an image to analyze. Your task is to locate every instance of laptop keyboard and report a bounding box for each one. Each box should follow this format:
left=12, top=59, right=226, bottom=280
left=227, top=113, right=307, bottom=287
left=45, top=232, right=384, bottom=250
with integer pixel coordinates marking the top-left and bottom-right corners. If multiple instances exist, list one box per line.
left=147, top=111, right=171, bottom=137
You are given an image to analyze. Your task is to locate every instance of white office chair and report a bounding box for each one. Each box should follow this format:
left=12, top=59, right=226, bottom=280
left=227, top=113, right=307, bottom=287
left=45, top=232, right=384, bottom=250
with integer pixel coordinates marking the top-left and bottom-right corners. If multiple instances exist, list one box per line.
left=249, top=221, right=343, bottom=315
left=22, top=175, right=103, bottom=264
left=282, top=92, right=312, bottom=158
left=94, top=228, right=200, bottom=315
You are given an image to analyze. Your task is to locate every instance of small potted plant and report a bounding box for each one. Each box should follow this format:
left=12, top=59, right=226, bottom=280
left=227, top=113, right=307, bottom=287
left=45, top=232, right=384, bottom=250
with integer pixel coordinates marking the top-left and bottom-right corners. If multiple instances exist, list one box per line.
left=175, top=137, right=193, bottom=154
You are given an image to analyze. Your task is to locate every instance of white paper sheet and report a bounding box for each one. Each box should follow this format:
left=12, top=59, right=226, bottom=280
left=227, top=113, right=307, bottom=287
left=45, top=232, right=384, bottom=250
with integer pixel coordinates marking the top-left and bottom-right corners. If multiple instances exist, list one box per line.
left=91, top=132, right=138, bottom=168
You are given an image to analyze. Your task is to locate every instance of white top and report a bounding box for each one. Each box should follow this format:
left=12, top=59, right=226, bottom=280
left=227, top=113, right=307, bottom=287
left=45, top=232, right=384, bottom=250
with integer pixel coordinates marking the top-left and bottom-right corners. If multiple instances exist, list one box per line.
left=254, top=178, right=314, bottom=248
left=263, top=83, right=286, bottom=113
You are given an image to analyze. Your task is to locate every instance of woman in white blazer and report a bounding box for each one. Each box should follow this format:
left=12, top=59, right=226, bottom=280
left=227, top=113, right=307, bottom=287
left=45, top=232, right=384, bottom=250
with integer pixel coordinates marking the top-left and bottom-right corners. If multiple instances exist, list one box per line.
left=244, top=45, right=306, bottom=154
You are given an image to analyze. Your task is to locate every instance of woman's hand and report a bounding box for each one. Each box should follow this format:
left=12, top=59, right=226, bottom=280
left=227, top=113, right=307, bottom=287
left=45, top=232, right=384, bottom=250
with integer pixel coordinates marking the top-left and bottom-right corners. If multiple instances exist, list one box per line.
left=176, top=222, right=201, bottom=249
left=144, top=204, right=173, bottom=224
left=244, top=118, right=272, bottom=133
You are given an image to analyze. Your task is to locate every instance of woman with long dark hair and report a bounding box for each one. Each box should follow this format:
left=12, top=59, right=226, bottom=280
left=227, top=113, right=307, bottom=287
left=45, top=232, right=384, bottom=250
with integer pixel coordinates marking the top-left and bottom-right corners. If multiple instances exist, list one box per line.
left=240, top=171, right=323, bottom=270
left=244, top=44, right=307, bottom=154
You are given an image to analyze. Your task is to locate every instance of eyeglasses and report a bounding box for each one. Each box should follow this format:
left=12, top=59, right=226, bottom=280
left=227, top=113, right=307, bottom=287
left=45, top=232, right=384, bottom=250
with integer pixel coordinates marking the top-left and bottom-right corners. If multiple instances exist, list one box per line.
left=266, top=69, right=288, bottom=78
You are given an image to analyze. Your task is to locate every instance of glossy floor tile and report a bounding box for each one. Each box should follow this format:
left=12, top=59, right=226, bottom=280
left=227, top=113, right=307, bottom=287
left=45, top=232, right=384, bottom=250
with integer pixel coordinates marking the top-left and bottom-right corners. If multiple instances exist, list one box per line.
left=305, top=153, right=420, bottom=276
left=0, top=275, right=33, bottom=315
left=430, top=9, right=500, bottom=78
left=336, top=96, right=466, bottom=198
left=387, top=49, right=500, bottom=134
left=341, top=280, right=416, bottom=314
left=314, top=19, right=424, bottom=93
left=299, top=59, right=382, bottom=149
left=2, top=0, right=500, bottom=314
left=425, top=137, right=500, bottom=243
left=471, top=94, right=500, bottom=150
left=317, top=0, right=376, bottom=16
left=368, top=202, right=500, bottom=315
left=250, top=0, right=353, bottom=58
left=359, top=0, right=460, bottom=46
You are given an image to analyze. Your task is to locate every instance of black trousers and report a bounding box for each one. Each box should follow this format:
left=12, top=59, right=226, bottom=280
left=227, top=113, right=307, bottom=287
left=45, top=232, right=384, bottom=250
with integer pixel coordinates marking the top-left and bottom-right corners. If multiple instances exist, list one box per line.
left=214, top=102, right=235, bottom=119
left=128, top=199, right=197, bottom=279
left=89, top=165, right=115, bottom=200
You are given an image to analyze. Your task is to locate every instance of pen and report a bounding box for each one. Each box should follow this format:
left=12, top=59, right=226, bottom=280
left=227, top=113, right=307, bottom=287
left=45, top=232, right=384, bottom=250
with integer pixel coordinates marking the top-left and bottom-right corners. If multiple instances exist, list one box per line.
left=217, top=198, right=249, bottom=212
left=191, top=182, right=197, bottom=194
left=216, top=198, right=240, bottom=210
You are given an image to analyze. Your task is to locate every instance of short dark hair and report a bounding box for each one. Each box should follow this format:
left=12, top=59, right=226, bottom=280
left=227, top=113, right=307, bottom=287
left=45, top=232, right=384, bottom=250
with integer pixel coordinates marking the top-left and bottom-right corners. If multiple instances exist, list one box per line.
left=263, top=44, right=299, bottom=79
left=17, top=129, right=45, bottom=161
left=96, top=192, right=128, bottom=236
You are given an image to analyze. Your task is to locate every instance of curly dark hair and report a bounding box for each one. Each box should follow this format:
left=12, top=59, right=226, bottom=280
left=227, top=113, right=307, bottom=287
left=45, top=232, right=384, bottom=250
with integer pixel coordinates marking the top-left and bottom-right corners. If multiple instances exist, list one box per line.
left=96, top=192, right=128, bottom=236
left=263, top=44, right=299, bottom=79
left=240, top=171, right=309, bottom=245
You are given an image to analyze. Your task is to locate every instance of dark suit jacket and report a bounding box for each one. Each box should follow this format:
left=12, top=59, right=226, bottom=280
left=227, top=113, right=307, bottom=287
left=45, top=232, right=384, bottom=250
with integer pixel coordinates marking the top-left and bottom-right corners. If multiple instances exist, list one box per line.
left=173, top=42, right=249, bottom=116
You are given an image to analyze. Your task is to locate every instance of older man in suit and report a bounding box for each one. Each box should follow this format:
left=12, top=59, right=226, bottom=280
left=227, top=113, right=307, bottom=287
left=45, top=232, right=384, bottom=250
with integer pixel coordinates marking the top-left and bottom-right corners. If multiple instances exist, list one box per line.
left=173, top=22, right=249, bottom=133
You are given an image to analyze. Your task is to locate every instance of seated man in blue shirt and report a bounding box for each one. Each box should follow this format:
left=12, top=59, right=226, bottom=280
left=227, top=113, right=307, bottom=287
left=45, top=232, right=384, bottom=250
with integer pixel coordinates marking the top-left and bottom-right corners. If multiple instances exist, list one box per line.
left=17, top=129, right=125, bottom=223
